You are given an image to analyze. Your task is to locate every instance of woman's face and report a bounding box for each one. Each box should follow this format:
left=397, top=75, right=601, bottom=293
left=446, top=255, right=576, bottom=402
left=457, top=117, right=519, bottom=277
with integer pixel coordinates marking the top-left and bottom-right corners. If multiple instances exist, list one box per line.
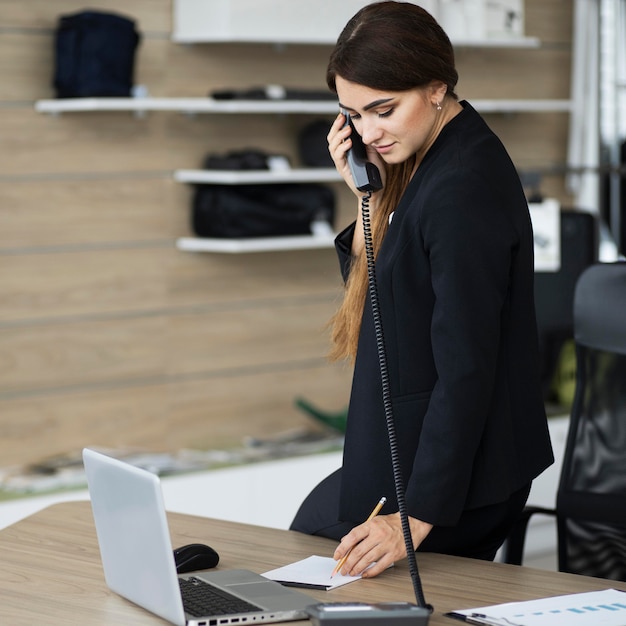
left=335, top=76, right=447, bottom=166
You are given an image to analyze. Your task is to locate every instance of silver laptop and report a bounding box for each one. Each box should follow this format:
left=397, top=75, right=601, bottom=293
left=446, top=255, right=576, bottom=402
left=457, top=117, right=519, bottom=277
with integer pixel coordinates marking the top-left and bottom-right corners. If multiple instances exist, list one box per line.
left=82, top=448, right=315, bottom=626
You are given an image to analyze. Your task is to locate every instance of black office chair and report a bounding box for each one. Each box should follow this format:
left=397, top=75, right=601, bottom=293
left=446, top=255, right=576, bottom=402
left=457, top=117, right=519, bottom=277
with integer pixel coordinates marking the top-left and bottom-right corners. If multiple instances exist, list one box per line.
left=503, top=261, right=626, bottom=581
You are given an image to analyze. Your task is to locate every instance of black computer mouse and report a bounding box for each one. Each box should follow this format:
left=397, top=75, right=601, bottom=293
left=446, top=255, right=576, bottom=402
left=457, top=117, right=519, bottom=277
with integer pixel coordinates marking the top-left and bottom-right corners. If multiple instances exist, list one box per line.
left=173, top=543, right=220, bottom=574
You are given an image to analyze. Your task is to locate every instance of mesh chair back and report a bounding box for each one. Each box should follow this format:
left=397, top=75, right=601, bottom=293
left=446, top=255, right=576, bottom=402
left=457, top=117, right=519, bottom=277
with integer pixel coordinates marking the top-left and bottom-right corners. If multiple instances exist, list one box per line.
left=556, top=262, right=626, bottom=580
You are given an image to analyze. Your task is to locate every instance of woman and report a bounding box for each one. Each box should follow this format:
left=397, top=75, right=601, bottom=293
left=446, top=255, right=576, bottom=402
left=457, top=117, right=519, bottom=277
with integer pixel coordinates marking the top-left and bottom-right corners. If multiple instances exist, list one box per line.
left=290, top=1, right=553, bottom=578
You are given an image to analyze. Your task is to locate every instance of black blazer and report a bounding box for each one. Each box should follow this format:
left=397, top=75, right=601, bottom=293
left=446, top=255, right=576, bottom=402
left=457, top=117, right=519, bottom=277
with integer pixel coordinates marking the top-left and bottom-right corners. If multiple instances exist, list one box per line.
left=336, top=102, right=554, bottom=528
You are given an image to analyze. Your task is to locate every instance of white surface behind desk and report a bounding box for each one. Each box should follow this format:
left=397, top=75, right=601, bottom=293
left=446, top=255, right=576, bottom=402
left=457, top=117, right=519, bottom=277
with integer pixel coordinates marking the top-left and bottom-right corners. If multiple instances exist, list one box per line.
left=0, top=417, right=568, bottom=566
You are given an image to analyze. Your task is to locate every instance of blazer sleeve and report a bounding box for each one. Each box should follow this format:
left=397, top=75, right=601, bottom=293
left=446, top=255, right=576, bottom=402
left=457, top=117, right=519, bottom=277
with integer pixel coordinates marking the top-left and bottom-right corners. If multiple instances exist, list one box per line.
left=335, top=221, right=357, bottom=283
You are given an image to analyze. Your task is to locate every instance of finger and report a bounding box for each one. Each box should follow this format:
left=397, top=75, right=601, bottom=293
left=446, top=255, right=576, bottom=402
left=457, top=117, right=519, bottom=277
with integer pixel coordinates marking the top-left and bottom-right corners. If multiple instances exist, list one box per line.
left=333, top=538, right=356, bottom=562
left=333, top=525, right=369, bottom=560
left=338, top=537, right=379, bottom=575
left=328, top=129, right=352, bottom=159
left=329, top=136, right=351, bottom=162
left=360, top=552, right=395, bottom=579
left=327, top=112, right=347, bottom=143
left=333, top=110, right=347, bottom=130
left=344, top=541, right=382, bottom=577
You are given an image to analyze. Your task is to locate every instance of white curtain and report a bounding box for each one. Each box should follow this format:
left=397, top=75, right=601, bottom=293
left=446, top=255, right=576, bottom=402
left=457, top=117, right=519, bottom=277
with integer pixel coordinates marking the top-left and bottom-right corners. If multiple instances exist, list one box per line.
left=566, top=0, right=600, bottom=213
left=568, top=0, right=625, bottom=258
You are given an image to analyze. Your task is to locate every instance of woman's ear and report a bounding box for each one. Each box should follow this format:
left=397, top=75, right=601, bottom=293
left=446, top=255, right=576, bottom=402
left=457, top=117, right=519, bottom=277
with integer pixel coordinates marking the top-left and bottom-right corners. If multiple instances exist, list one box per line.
left=429, top=80, right=448, bottom=106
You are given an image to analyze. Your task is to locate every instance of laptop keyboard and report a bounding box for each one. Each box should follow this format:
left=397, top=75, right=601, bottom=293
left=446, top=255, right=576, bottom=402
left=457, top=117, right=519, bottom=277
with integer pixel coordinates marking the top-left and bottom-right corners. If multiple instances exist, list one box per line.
left=179, top=577, right=263, bottom=618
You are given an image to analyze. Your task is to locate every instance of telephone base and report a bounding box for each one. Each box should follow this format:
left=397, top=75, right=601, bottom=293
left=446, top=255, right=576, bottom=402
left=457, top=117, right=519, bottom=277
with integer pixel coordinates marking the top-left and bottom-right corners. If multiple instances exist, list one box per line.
left=306, top=601, right=430, bottom=625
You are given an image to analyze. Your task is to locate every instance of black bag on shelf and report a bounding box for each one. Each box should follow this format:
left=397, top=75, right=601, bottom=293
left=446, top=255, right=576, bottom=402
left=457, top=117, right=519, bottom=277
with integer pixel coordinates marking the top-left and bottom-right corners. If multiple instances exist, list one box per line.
left=298, top=120, right=334, bottom=167
left=53, top=10, right=140, bottom=98
left=192, top=184, right=335, bottom=238
left=203, top=149, right=271, bottom=171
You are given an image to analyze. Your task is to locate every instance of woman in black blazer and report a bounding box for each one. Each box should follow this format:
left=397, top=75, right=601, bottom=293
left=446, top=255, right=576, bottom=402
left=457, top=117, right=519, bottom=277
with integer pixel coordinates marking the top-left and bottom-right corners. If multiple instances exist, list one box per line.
left=290, top=1, right=554, bottom=579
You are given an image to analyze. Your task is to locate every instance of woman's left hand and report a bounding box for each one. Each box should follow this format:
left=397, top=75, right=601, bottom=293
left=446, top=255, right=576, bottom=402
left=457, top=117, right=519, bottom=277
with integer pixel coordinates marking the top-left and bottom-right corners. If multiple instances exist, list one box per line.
left=332, top=513, right=433, bottom=578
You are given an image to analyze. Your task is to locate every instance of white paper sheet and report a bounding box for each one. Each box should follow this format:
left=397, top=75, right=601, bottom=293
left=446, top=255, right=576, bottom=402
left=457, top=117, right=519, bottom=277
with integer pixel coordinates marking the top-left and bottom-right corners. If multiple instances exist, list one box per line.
left=262, top=555, right=363, bottom=590
left=529, top=198, right=561, bottom=272
left=448, top=588, right=626, bottom=626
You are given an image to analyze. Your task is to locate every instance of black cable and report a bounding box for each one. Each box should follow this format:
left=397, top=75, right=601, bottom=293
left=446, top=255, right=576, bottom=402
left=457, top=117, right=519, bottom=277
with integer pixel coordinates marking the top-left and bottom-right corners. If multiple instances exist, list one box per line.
left=360, top=190, right=433, bottom=612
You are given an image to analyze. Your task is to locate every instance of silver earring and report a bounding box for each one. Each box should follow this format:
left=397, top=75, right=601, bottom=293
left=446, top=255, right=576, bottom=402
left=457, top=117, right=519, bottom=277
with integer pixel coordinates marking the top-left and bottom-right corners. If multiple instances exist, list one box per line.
left=436, top=101, right=442, bottom=111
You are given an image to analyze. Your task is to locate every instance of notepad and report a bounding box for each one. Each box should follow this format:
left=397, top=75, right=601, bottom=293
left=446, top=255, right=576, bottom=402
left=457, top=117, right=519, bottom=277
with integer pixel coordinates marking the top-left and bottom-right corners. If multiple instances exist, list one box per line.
left=262, top=555, right=364, bottom=590
left=446, top=588, right=626, bottom=626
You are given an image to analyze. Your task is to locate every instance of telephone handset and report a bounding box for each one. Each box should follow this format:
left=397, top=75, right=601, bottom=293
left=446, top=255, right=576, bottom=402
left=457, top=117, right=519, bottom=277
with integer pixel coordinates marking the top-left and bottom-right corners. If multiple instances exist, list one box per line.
left=342, top=110, right=383, bottom=193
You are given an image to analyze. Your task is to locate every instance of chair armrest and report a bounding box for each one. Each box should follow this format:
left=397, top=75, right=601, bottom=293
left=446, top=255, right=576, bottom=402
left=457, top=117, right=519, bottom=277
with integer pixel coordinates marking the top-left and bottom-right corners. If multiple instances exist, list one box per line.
left=502, top=505, right=556, bottom=565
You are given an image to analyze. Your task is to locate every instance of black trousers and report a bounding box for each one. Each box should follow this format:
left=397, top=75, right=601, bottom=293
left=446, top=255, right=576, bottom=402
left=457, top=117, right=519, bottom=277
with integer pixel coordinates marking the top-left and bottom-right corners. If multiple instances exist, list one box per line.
left=289, top=469, right=531, bottom=561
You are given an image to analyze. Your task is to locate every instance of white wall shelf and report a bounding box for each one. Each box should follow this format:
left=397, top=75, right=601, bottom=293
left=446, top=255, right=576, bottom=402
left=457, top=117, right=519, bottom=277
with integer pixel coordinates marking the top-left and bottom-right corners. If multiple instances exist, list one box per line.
left=172, top=34, right=540, bottom=48
left=33, top=97, right=573, bottom=255
left=454, top=37, right=539, bottom=48
left=176, top=233, right=337, bottom=254
left=474, top=99, right=573, bottom=113
left=174, top=168, right=342, bottom=185
left=34, top=97, right=339, bottom=115
left=35, top=97, right=572, bottom=116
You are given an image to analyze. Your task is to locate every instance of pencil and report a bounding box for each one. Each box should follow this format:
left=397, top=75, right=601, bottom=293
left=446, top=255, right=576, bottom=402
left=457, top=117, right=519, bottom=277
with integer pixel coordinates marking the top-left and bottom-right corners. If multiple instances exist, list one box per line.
left=331, top=496, right=386, bottom=578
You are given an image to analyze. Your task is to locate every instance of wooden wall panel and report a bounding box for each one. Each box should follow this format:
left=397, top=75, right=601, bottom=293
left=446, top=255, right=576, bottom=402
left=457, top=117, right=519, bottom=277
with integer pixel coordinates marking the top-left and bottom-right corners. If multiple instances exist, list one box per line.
left=0, top=0, right=171, bottom=32
left=0, top=248, right=169, bottom=322
left=0, top=363, right=351, bottom=467
left=0, top=109, right=334, bottom=175
left=484, top=113, right=570, bottom=168
left=1, top=110, right=168, bottom=176
left=525, top=0, right=573, bottom=44
left=0, top=247, right=342, bottom=322
left=0, top=0, right=576, bottom=471
left=456, top=48, right=571, bottom=100
left=0, top=316, right=165, bottom=393
left=163, top=43, right=332, bottom=97
left=165, top=249, right=343, bottom=305
left=165, top=300, right=337, bottom=375
left=0, top=300, right=336, bottom=394
left=0, top=385, right=170, bottom=466
left=0, top=33, right=53, bottom=101
left=0, top=178, right=180, bottom=248
left=161, top=113, right=319, bottom=170
left=167, top=364, right=352, bottom=449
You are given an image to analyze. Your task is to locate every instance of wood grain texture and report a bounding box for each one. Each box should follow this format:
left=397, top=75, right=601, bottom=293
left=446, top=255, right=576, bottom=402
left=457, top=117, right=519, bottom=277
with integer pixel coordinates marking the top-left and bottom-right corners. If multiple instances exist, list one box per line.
left=0, top=109, right=337, bottom=175
left=525, top=0, right=573, bottom=44
left=0, top=0, right=171, bottom=32
left=0, top=247, right=343, bottom=321
left=456, top=48, right=571, bottom=100
left=0, top=363, right=351, bottom=466
left=0, top=178, right=181, bottom=249
left=0, top=300, right=338, bottom=392
left=1, top=502, right=624, bottom=625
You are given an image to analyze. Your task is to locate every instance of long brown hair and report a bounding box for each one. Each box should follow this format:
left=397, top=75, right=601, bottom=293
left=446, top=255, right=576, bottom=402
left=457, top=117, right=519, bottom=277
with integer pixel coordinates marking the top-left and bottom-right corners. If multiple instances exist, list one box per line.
left=326, top=1, right=459, bottom=362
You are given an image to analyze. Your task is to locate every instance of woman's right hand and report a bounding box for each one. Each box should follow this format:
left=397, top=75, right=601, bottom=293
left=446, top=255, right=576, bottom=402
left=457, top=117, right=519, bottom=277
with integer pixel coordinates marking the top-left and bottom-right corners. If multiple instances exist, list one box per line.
left=327, top=111, right=385, bottom=198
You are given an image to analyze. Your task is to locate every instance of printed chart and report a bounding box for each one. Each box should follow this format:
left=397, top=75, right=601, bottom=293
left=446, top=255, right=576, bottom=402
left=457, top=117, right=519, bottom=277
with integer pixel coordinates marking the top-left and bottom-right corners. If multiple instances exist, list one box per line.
left=449, top=588, right=626, bottom=626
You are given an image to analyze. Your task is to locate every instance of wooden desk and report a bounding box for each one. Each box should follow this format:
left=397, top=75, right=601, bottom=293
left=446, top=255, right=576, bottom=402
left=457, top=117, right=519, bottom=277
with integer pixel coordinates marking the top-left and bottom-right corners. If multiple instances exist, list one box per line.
left=2, top=501, right=625, bottom=625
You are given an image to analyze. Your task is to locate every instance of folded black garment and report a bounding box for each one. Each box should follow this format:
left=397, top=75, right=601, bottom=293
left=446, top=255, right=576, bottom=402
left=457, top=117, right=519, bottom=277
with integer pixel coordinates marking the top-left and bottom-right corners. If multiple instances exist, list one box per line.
left=203, top=149, right=271, bottom=170
left=211, top=85, right=337, bottom=101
